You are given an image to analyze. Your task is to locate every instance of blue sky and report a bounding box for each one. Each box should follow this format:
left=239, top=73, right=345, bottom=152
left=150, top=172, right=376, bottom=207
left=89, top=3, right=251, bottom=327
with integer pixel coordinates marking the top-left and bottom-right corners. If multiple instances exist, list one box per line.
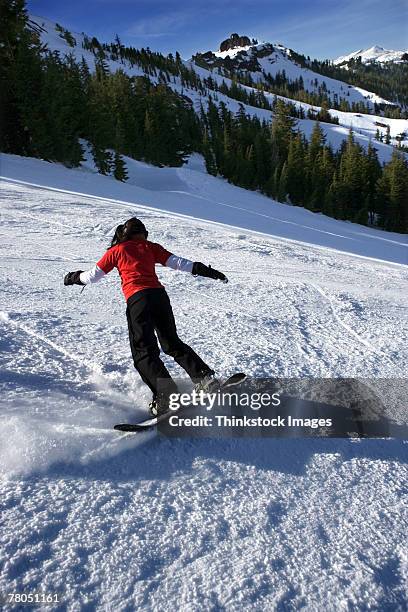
left=27, top=0, right=408, bottom=59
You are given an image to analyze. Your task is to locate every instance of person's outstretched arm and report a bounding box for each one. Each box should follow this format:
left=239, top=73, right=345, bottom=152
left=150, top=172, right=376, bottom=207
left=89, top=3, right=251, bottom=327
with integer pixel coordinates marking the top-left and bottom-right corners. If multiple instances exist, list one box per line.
left=191, top=261, right=228, bottom=283
left=164, top=252, right=228, bottom=283
left=64, top=249, right=116, bottom=286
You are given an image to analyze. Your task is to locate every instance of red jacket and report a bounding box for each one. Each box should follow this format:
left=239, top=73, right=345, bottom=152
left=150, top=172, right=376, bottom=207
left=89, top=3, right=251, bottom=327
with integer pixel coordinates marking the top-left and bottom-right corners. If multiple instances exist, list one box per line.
left=97, top=239, right=172, bottom=301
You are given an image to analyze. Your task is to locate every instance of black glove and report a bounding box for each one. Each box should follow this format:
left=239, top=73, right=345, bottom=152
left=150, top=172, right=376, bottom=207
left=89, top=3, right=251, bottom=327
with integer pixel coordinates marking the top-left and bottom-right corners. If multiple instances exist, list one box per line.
left=64, top=271, right=85, bottom=286
left=192, top=262, right=228, bottom=283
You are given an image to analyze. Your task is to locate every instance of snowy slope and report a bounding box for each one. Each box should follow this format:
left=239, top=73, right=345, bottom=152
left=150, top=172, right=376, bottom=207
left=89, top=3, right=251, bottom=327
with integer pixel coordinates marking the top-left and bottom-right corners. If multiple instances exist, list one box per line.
left=28, top=15, right=408, bottom=154
left=202, top=41, right=394, bottom=107
left=189, top=63, right=408, bottom=153
left=29, top=14, right=145, bottom=79
left=2, top=152, right=407, bottom=264
left=334, top=45, right=408, bottom=65
left=1, top=154, right=408, bottom=609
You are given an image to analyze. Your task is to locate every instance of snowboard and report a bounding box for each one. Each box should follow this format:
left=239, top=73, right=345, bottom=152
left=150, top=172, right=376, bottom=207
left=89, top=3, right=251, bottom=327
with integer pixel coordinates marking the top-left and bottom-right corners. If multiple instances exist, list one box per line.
left=114, top=372, right=247, bottom=433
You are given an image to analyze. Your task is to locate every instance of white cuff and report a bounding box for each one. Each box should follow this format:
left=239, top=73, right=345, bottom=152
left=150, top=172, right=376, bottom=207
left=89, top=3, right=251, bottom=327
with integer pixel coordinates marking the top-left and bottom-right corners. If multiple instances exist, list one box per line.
left=165, top=255, right=194, bottom=273
left=79, top=265, right=106, bottom=285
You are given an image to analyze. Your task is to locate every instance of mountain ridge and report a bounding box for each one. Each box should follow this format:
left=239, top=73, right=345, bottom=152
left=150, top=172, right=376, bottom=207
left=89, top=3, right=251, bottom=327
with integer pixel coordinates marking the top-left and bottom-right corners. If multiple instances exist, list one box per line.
left=25, top=14, right=408, bottom=159
left=3, top=10, right=407, bottom=234
left=333, top=45, right=408, bottom=65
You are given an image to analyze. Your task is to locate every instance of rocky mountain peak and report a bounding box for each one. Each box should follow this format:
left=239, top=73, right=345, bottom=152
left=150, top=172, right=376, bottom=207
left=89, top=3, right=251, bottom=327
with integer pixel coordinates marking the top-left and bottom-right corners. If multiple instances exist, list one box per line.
left=219, top=33, right=254, bottom=53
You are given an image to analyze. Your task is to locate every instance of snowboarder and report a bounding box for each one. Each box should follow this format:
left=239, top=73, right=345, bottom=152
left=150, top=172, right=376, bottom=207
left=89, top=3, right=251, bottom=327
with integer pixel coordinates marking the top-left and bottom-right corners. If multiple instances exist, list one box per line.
left=63, top=217, right=228, bottom=416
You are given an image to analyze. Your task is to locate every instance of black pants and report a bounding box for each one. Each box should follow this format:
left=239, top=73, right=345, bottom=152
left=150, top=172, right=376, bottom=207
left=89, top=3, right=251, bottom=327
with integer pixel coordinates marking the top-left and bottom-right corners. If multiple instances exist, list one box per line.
left=126, top=288, right=213, bottom=397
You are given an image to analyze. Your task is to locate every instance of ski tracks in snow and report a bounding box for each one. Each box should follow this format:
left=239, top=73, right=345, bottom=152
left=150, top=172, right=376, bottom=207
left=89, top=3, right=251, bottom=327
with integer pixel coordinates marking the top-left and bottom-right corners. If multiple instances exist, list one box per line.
left=0, top=311, right=103, bottom=376
left=1, top=174, right=408, bottom=610
left=306, top=281, right=400, bottom=371
left=1, top=179, right=406, bottom=387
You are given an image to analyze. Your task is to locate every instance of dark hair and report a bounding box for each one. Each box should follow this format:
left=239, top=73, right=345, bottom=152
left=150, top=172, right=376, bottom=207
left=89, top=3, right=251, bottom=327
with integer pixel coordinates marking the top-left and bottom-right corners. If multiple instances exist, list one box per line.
left=110, top=224, right=125, bottom=248
left=110, top=218, right=148, bottom=248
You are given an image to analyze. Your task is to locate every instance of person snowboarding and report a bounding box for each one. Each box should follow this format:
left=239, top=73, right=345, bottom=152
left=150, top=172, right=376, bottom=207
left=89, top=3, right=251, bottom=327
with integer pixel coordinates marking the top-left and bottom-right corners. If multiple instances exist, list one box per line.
left=63, top=217, right=228, bottom=416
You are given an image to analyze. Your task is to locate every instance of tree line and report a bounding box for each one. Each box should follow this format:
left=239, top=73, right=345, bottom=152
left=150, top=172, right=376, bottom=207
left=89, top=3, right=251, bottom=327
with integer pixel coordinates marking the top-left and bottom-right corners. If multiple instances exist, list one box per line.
left=201, top=99, right=407, bottom=232
left=304, top=57, right=408, bottom=116
left=1, top=2, right=201, bottom=170
left=1, top=0, right=407, bottom=233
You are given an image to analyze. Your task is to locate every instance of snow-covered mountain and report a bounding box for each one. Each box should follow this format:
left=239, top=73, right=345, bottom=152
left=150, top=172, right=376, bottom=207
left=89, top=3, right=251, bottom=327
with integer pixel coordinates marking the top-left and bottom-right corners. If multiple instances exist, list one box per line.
left=193, top=34, right=394, bottom=108
left=333, top=45, right=408, bottom=65
left=27, top=16, right=408, bottom=155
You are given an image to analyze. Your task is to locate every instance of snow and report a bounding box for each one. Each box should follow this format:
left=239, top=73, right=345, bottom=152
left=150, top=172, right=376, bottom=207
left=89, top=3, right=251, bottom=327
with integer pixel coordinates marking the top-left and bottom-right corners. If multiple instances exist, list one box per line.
left=317, top=110, right=408, bottom=146
left=187, top=65, right=408, bottom=154
left=29, top=13, right=408, bottom=157
left=255, top=48, right=392, bottom=106
left=207, top=41, right=394, bottom=108
left=334, top=45, right=408, bottom=65
left=2, top=152, right=407, bottom=265
left=296, top=117, right=406, bottom=162
left=214, top=44, right=253, bottom=59
left=29, top=14, right=146, bottom=79
left=1, top=153, right=408, bottom=609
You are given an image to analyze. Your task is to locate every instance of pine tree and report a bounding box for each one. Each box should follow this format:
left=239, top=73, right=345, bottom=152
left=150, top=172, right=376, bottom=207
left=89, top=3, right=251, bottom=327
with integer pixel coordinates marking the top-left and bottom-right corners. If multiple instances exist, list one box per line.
left=143, top=109, right=156, bottom=163
left=88, top=71, right=115, bottom=152
left=220, top=125, right=233, bottom=178
left=308, top=121, right=326, bottom=162
left=237, top=144, right=255, bottom=188
left=277, top=162, right=288, bottom=202
left=337, top=129, right=365, bottom=219
left=377, top=151, right=408, bottom=232
left=113, top=151, right=128, bottom=181
left=202, top=128, right=217, bottom=175
left=309, top=146, right=334, bottom=212
left=92, top=145, right=112, bottom=174
left=316, top=99, right=331, bottom=122
left=286, top=132, right=306, bottom=204
left=1, top=0, right=44, bottom=155
left=265, top=165, right=280, bottom=198
left=361, top=142, right=381, bottom=224
left=270, top=99, right=297, bottom=165
left=44, top=53, right=84, bottom=165
left=354, top=197, right=369, bottom=226
left=305, top=121, right=326, bottom=204
left=325, top=173, right=344, bottom=219
left=253, top=131, right=270, bottom=188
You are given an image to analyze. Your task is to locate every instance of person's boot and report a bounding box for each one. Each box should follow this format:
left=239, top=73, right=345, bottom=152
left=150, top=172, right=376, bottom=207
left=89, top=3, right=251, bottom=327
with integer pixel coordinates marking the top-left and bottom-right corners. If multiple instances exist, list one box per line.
left=149, top=379, right=180, bottom=417
left=148, top=398, right=158, bottom=417
left=148, top=395, right=171, bottom=417
left=194, top=373, right=220, bottom=394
